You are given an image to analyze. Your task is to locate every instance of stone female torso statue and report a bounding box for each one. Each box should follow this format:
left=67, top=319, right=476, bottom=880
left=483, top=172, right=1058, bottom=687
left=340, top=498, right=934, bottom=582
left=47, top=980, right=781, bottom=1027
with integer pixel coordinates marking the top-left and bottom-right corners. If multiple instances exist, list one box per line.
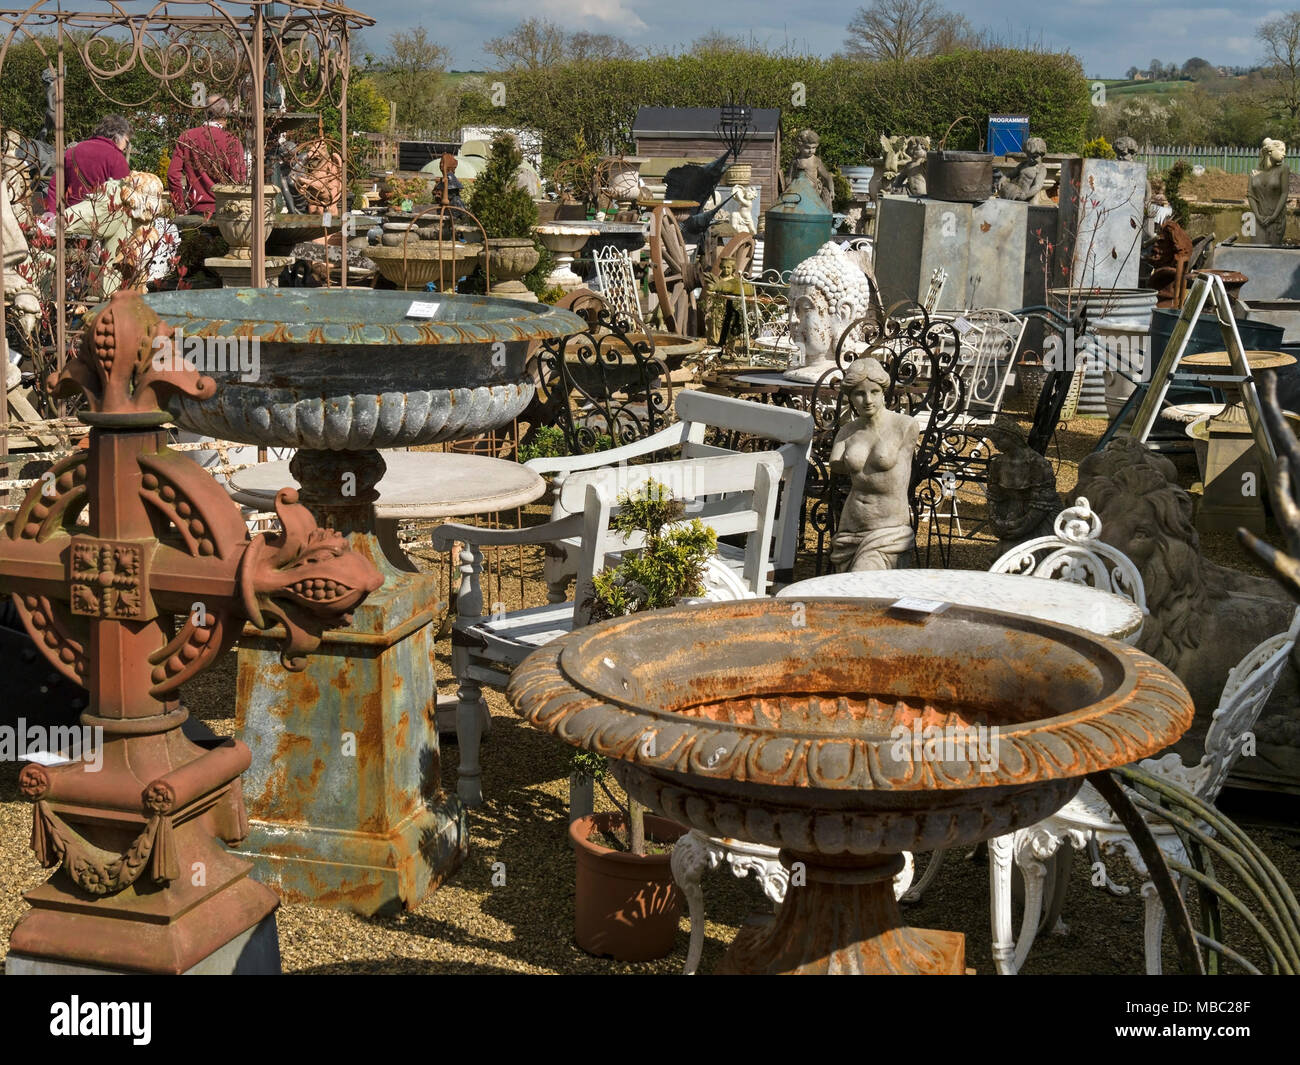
left=1249, top=138, right=1290, bottom=245
left=828, top=358, right=918, bottom=571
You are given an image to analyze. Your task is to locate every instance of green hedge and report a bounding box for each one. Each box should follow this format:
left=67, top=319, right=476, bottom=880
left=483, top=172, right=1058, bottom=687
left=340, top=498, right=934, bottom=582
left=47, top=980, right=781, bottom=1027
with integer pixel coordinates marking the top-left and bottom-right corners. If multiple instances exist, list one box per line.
left=461, top=48, right=1091, bottom=174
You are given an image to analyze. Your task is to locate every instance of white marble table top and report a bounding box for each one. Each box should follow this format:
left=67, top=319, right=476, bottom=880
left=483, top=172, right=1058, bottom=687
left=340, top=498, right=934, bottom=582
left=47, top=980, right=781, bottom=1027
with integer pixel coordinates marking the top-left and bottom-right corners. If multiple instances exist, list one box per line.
left=228, top=450, right=545, bottom=519
left=777, top=568, right=1144, bottom=641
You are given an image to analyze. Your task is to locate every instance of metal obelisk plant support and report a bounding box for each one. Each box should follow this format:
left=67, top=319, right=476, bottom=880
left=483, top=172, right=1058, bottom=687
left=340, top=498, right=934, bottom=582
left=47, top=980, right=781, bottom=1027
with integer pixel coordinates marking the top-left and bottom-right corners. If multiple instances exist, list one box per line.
left=0, top=290, right=382, bottom=974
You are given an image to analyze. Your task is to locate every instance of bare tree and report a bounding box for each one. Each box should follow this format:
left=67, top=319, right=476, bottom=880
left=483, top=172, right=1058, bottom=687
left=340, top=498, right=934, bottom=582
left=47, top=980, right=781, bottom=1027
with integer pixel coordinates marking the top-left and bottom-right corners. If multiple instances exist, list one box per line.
left=568, top=32, right=638, bottom=62
left=486, top=18, right=567, bottom=71
left=1259, top=12, right=1300, bottom=127
left=691, top=29, right=750, bottom=54
left=843, top=0, right=973, bottom=62
left=374, top=26, right=454, bottom=130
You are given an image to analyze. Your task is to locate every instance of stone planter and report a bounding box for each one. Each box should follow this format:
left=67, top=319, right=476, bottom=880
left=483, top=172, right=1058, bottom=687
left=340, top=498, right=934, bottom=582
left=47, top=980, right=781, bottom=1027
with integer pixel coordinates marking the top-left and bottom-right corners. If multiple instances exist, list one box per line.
left=570, top=811, right=685, bottom=961
left=211, top=184, right=278, bottom=259
left=607, top=157, right=646, bottom=202
left=367, top=241, right=483, bottom=291
left=722, top=162, right=751, bottom=186
left=534, top=224, right=597, bottom=290
left=484, top=236, right=541, bottom=301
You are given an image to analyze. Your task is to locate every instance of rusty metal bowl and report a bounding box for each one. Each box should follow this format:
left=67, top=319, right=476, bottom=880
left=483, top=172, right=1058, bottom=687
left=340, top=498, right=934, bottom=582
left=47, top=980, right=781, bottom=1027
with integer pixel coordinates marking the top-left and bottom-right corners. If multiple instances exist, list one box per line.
left=508, top=598, right=1193, bottom=973
left=925, top=150, right=994, bottom=203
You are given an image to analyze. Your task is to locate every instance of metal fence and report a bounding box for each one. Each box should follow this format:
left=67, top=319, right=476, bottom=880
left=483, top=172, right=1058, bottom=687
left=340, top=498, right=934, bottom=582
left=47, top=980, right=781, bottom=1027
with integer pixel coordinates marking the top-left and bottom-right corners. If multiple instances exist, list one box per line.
left=1136, top=145, right=1300, bottom=174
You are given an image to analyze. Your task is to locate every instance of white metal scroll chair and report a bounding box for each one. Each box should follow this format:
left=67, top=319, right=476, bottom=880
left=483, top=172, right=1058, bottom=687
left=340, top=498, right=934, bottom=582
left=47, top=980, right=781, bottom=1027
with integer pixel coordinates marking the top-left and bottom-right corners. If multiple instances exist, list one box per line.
left=591, top=245, right=645, bottom=332
left=903, top=497, right=1149, bottom=906
left=525, top=390, right=814, bottom=598
left=431, top=450, right=783, bottom=807
left=989, top=607, right=1300, bottom=975
left=989, top=496, right=1148, bottom=636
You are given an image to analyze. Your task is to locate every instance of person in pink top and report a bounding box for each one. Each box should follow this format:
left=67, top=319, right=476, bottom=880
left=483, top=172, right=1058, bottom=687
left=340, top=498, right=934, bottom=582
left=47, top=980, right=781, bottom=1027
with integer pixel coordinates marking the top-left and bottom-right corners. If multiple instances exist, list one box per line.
left=167, top=97, right=247, bottom=216
left=46, top=115, right=130, bottom=211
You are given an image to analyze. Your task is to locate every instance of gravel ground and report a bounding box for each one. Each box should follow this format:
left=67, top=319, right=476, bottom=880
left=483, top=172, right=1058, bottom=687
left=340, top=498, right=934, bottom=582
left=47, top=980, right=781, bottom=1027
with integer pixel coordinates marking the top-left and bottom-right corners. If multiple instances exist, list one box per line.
left=2, top=409, right=1298, bottom=975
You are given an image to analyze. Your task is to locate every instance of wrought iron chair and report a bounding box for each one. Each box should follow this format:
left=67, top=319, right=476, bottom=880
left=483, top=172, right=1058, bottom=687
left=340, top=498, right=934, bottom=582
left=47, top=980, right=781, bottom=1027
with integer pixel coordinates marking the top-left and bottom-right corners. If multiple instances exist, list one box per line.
left=988, top=607, right=1300, bottom=974
left=989, top=496, right=1148, bottom=635
left=432, top=450, right=783, bottom=807
left=527, top=293, right=674, bottom=457
left=526, top=390, right=813, bottom=598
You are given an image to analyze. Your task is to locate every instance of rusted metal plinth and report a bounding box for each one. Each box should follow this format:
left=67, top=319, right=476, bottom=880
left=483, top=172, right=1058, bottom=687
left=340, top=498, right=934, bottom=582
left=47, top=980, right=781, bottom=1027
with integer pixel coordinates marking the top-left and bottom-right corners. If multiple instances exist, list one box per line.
left=717, top=853, right=965, bottom=975
left=0, top=293, right=381, bottom=973
left=232, top=449, right=466, bottom=915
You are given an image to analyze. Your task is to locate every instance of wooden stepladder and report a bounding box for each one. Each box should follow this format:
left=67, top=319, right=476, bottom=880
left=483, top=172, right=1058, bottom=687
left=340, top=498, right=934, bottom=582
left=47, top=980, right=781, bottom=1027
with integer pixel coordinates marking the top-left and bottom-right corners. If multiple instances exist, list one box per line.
left=1126, top=272, right=1278, bottom=482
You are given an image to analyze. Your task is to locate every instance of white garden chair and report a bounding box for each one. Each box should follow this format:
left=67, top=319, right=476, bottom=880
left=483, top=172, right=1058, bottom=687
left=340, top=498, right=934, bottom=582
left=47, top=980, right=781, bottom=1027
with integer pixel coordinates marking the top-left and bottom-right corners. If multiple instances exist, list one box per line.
left=903, top=497, right=1148, bottom=905
left=525, top=390, right=813, bottom=596
left=989, top=496, right=1147, bottom=629
left=988, top=607, right=1300, bottom=974
left=432, top=450, right=783, bottom=807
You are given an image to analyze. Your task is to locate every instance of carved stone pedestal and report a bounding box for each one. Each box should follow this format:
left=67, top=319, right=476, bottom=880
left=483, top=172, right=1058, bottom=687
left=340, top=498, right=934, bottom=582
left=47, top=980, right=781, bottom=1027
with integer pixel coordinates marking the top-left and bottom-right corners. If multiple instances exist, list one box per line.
left=232, top=449, right=467, bottom=915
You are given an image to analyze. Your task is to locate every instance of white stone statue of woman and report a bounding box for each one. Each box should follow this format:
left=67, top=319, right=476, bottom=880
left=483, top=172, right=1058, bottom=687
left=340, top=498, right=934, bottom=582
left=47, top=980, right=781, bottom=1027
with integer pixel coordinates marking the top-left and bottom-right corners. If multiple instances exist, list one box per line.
left=1248, top=138, right=1290, bottom=245
left=829, top=356, right=918, bottom=572
left=784, top=241, right=875, bottom=383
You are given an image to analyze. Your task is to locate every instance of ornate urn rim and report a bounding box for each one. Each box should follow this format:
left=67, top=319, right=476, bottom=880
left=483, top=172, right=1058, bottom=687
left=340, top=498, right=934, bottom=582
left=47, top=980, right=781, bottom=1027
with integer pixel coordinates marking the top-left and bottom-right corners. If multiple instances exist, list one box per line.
left=144, top=288, right=584, bottom=349
left=506, top=599, right=1194, bottom=795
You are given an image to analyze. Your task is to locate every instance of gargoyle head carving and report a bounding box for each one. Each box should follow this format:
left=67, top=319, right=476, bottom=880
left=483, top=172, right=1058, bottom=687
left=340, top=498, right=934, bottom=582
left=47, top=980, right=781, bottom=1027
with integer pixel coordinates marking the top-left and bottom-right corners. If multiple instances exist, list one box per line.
left=237, top=489, right=383, bottom=669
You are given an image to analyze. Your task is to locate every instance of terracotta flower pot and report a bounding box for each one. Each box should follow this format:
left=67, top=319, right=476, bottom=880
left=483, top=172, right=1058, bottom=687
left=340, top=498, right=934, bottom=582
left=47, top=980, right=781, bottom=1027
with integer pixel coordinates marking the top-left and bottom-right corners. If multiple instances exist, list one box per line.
left=570, top=811, right=685, bottom=961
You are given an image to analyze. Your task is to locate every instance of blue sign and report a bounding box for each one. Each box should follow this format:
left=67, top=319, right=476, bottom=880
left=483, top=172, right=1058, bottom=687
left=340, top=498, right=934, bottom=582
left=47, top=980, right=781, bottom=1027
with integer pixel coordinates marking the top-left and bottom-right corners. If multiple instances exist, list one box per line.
left=988, top=115, right=1030, bottom=156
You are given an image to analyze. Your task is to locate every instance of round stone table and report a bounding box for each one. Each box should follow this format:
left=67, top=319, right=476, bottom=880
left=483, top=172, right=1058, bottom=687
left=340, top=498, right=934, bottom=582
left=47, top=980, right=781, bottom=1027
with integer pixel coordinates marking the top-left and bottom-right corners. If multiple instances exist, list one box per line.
left=229, top=449, right=545, bottom=570
left=777, top=568, right=1144, bottom=642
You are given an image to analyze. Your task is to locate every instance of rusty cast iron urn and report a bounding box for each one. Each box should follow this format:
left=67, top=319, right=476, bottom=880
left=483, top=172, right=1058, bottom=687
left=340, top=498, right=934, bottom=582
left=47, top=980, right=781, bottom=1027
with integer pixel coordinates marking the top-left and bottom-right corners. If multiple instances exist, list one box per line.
left=507, top=599, right=1194, bottom=974
left=0, top=291, right=383, bottom=973
left=144, top=287, right=584, bottom=915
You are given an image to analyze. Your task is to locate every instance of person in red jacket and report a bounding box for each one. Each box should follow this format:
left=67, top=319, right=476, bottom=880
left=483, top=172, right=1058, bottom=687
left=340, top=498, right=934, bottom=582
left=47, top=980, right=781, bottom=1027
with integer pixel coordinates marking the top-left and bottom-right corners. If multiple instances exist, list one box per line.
left=46, top=115, right=130, bottom=211
left=167, top=97, right=247, bottom=216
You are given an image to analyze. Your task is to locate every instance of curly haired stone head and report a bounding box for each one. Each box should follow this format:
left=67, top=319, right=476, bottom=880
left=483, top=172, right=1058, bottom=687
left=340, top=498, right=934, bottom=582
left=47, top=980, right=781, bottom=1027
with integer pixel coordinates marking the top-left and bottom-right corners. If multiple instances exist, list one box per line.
left=788, top=241, right=873, bottom=317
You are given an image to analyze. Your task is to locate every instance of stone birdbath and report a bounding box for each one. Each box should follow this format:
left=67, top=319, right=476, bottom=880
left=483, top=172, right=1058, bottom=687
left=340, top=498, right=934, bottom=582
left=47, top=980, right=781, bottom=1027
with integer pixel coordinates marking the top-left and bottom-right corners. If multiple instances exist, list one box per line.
left=145, top=287, right=584, bottom=914
left=534, top=223, right=598, bottom=290
left=508, top=599, right=1193, bottom=974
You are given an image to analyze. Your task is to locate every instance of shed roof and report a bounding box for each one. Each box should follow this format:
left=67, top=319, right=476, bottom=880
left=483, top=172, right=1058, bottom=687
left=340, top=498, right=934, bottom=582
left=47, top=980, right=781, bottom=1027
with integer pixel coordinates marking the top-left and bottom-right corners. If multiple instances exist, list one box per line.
left=632, top=106, right=780, bottom=139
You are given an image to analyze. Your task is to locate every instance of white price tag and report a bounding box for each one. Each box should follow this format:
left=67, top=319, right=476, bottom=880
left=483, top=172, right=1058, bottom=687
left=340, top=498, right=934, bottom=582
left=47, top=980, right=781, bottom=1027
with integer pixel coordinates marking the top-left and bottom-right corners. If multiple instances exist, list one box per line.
left=890, top=597, right=950, bottom=616
left=322, top=211, right=332, bottom=227
left=406, top=300, right=441, bottom=318
left=952, top=316, right=974, bottom=336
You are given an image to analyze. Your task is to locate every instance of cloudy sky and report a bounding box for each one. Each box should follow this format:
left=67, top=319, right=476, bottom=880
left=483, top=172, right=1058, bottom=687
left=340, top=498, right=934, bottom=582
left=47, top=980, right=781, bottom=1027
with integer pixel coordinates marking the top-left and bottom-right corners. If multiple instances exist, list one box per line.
left=350, top=1, right=1283, bottom=78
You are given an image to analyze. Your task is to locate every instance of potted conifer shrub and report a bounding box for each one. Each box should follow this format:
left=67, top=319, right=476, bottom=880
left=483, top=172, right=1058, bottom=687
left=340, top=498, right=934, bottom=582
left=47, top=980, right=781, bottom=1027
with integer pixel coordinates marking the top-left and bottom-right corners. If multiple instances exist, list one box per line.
left=468, top=132, right=542, bottom=301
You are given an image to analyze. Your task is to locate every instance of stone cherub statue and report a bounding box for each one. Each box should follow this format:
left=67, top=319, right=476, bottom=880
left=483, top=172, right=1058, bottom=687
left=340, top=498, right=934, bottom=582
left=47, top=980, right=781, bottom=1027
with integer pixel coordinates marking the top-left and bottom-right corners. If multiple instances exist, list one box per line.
left=893, top=136, right=929, bottom=197
left=784, top=241, right=875, bottom=384
left=829, top=356, right=918, bottom=572
left=1248, top=137, right=1290, bottom=246
left=997, top=136, right=1047, bottom=201
left=787, top=128, right=836, bottom=209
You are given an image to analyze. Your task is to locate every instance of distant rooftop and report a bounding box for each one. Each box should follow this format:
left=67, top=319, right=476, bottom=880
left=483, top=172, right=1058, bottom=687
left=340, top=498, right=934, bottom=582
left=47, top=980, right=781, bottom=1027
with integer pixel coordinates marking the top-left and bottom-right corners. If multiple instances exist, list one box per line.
left=633, top=106, right=781, bottom=138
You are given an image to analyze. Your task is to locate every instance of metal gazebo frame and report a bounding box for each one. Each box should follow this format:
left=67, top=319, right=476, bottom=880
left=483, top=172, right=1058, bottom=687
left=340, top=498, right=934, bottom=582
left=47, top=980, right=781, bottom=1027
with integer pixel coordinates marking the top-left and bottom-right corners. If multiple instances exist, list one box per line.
left=0, top=0, right=372, bottom=449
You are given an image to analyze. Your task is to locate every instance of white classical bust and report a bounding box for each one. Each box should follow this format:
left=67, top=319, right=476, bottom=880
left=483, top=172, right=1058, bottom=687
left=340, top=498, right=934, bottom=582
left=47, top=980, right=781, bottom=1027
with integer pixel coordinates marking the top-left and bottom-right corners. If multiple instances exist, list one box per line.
left=784, top=241, right=875, bottom=383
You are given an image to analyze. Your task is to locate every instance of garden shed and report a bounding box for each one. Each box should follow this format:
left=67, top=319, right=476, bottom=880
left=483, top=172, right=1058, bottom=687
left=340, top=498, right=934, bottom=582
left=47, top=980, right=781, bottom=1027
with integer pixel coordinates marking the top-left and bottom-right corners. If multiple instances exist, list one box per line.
left=632, top=106, right=782, bottom=211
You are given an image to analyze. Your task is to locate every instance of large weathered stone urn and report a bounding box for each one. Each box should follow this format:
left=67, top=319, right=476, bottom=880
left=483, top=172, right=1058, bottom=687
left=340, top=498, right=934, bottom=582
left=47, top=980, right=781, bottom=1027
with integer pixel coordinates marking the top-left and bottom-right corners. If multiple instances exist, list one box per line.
left=508, top=599, right=1194, bottom=974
